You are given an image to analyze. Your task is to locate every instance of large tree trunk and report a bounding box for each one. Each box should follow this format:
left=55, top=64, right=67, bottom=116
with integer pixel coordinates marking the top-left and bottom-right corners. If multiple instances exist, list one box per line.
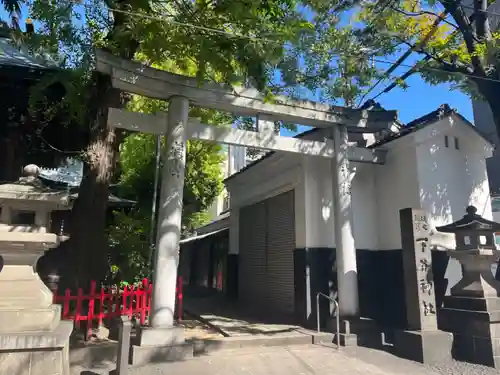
left=0, top=133, right=24, bottom=182
left=65, top=73, right=124, bottom=289
left=469, top=77, right=500, bottom=140
left=484, top=88, right=500, bottom=139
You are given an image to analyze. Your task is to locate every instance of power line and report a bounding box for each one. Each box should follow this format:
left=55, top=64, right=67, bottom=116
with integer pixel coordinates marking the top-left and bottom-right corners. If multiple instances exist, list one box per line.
left=107, top=2, right=500, bottom=44
left=372, top=57, right=499, bottom=83
left=57, top=1, right=500, bottom=118
left=366, top=6, right=486, bottom=103
left=357, top=9, right=449, bottom=107
left=108, top=7, right=280, bottom=43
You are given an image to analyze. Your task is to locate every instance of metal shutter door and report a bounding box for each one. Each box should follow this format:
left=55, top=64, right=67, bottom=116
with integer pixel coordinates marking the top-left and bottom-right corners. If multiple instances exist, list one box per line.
left=195, top=241, right=210, bottom=287
left=238, top=201, right=267, bottom=308
left=179, top=244, right=192, bottom=283
left=266, top=190, right=295, bottom=315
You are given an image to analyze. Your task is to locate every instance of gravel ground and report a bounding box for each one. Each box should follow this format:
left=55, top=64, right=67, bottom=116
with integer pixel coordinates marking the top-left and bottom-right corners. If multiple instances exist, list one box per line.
left=426, top=361, right=500, bottom=375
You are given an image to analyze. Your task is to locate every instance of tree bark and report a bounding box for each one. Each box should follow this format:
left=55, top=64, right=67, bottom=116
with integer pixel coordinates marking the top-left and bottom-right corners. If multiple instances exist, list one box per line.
left=65, top=73, right=124, bottom=289
left=477, top=79, right=500, bottom=138
left=0, top=134, right=23, bottom=182
left=59, top=0, right=140, bottom=290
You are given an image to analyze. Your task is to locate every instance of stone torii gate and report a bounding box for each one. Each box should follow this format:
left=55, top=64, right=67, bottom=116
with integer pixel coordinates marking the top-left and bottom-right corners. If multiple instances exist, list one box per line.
left=95, top=49, right=397, bottom=345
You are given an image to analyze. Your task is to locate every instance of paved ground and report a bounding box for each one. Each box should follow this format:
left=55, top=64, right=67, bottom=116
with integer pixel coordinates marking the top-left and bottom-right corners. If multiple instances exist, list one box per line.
left=70, top=344, right=500, bottom=375
left=184, top=287, right=302, bottom=337
left=71, top=288, right=500, bottom=375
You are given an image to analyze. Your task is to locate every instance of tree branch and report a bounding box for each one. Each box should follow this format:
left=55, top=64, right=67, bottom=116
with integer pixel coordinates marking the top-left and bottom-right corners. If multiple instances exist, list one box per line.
left=440, top=0, right=486, bottom=76
left=391, top=7, right=459, bottom=30
left=395, top=35, right=474, bottom=75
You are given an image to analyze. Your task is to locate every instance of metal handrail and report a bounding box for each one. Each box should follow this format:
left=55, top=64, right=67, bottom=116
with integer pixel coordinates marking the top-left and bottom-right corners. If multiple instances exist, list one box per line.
left=316, top=292, right=340, bottom=349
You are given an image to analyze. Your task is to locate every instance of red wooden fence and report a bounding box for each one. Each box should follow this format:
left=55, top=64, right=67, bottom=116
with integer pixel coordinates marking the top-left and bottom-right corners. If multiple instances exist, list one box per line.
left=53, top=277, right=183, bottom=340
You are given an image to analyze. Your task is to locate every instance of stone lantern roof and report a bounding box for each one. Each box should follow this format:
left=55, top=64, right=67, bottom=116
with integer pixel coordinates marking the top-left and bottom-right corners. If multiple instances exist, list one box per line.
left=435, top=206, right=500, bottom=233
left=436, top=206, right=500, bottom=252
left=0, top=165, right=72, bottom=210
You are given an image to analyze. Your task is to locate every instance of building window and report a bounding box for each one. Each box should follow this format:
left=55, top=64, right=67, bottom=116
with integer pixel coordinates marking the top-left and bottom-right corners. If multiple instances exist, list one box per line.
left=454, top=137, right=459, bottom=150
left=444, top=135, right=449, bottom=148
left=222, top=194, right=230, bottom=211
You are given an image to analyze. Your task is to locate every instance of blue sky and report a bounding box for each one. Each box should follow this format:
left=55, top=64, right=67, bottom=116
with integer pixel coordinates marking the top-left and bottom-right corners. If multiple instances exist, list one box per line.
left=1, top=5, right=473, bottom=132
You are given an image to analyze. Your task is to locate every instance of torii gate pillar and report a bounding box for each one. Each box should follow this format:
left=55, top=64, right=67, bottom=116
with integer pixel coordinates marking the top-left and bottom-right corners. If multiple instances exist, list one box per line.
left=150, top=96, right=189, bottom=328
left=137, top=96, right=189, bottom=350
left=332, top=125, right=359, bottom=318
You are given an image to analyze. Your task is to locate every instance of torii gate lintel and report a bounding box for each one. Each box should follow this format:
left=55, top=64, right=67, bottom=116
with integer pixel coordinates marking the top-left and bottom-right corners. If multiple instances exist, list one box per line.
left=108, top=107, right=387, bottom=164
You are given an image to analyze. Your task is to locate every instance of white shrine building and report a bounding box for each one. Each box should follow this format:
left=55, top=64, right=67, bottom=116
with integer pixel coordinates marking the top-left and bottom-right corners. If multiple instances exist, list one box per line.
left=180, top=103, right=494, bottom=328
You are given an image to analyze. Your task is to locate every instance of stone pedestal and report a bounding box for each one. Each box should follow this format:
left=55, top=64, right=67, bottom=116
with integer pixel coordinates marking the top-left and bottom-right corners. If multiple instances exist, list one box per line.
left=0, top=321, right=73, bottom=375
left=328, top=318, right=382, bottom=348
left=394, top=329, right=453, bottom=364
left=439, top=249, right=500, bottom=368
left=130, top=326, right=193, bottom=366
left=0, top=235, right=71, bottom=375
left=394, top=208, right=452, bottom=364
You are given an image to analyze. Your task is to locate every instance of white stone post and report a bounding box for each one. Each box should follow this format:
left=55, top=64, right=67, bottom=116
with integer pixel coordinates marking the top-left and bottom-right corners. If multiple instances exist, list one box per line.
left=331, top=125, right=359, bottom=317
left=150, top=96, right=189, bottom=329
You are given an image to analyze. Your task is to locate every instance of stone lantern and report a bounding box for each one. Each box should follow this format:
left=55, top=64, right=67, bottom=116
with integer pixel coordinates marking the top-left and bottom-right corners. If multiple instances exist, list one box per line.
left=0, top=165, right=73, bottom=375
left=437, top=205, right=500, bottom=368
left=436, top=205, right=500, bottom=297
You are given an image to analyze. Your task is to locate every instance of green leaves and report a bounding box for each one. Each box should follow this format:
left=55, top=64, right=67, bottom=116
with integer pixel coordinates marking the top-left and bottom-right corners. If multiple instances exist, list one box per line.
left=353, top=0, right=500, bottom=101
left=119, top=91, right=226, bottom=232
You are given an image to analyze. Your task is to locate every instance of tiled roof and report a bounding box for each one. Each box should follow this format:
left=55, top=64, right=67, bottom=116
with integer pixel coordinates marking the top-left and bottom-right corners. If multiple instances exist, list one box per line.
left=0, top=35, right=57, bottom=70
left=369, top=104, right=493, bottom=148
left=224, top=103, right=491, bottom=183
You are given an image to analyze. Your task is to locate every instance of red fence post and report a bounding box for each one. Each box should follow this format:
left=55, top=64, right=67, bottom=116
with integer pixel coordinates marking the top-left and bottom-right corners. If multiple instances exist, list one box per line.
left=134, top=284, right=140, bottom=321
left=52, top=279, right=159, bottom=332
left=87, top=281, right=96, bottom=340
left=75, top=287, right=83, bottom=337
left=63, top=289, right=71, bottom=320
left=98, top=286, right=105, bottom=327
left=113, top=286, right=120, bottom=321
left=147, top=280, right=152, bottom=320
left=128, top=285, right=134, bottom=320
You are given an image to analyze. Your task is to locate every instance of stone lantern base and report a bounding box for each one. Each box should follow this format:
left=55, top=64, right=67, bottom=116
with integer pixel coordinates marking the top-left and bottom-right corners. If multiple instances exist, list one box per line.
left=438, top=249, right=500, bottom=368
left=0, top=321, right=73, bottom=375
left=0, top=235, right=71, bottom=375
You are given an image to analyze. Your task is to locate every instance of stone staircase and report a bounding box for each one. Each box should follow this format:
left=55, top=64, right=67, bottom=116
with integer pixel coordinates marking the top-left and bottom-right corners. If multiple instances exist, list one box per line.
left=69, top=326, right=339, bottom=369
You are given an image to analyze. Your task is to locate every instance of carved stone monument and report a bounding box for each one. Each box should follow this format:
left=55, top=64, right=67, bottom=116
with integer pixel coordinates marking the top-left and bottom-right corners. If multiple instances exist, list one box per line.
left=0, top=165, right=73, bottom=375
left=394, top=208, right=452, bottom=363
left=438, top=206, right=500, bottom=368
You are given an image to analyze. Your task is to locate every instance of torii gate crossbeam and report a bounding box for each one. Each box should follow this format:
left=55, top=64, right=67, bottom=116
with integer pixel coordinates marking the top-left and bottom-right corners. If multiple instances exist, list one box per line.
left=95, top=49, right=396, bottom=347
left=108, top=108, right=388, bottom=163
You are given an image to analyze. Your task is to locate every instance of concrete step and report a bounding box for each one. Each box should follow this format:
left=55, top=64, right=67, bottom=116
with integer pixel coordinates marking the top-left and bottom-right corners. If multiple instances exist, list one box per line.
left=70, top=341, right=117, bottom=369
left=191, top=330, right=337, bottom=356
left=70, top=330, right=342, bottom=368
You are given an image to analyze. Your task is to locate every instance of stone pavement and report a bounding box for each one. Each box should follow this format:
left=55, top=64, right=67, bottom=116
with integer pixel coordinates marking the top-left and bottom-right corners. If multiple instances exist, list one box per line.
left=72, top=343, right=495, bottom=375
left=71, top=344, right=500, bottom=375
left=183, top=286, right=301, bottom=337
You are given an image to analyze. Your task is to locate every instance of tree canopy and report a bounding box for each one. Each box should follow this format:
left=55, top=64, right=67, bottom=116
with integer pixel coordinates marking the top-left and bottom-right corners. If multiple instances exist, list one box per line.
left=351, top=0, right=500, bottom=130
left=2, top=0, right=330, bottom=287
left=7, top=0, right=499, bottom=287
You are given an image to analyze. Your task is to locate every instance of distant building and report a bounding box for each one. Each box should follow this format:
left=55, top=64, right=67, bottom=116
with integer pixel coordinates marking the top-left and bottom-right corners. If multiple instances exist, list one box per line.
left=205, top=144, right=262, bottom=220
